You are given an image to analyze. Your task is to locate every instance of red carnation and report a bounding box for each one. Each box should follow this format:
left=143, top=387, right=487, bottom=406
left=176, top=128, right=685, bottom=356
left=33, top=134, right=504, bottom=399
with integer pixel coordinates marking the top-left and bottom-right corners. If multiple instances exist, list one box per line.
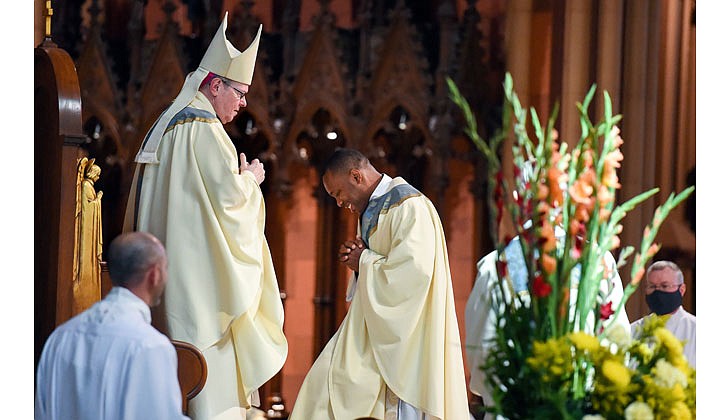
left=533, top=275, right=552, bottom=298
left=599, top=302, right=614, bottom=320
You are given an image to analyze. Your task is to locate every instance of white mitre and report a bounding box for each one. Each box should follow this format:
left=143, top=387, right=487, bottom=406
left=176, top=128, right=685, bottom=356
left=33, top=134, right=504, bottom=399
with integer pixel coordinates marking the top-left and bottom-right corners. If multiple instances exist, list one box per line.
left=135, top=12, right=262, bottom=164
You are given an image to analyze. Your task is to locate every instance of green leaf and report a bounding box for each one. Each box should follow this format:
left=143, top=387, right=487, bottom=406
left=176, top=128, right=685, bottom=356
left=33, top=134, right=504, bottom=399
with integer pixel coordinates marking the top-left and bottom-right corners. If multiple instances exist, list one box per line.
left=602, top=90, right=613, bottom=123
left=581, top=84, right=597, bottom=111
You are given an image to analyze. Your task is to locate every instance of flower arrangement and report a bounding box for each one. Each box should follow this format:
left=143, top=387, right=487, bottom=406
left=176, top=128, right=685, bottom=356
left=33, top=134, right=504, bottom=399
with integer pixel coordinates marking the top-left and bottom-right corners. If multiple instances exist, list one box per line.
left=447, top=73, right=695, bottom=419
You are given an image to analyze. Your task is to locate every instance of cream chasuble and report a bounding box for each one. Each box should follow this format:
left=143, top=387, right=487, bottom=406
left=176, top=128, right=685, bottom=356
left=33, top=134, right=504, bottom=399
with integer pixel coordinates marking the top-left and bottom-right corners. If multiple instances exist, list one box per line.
left=124, top=92, right=287, bottom=417
left=290, top=176, right=469, bottom=420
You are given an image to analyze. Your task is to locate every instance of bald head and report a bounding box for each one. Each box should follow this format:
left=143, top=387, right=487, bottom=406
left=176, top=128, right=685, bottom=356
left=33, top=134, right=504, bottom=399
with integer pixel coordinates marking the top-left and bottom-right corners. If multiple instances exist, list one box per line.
left=107, top=232, right=166, bottom=289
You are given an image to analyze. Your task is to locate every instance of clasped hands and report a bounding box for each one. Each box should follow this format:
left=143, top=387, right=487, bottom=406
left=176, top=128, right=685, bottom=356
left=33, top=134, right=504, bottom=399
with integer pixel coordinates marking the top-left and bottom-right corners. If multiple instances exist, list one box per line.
left=239, top=152, right=265, bottom=185
left=338, top=237, right=366, bottom=272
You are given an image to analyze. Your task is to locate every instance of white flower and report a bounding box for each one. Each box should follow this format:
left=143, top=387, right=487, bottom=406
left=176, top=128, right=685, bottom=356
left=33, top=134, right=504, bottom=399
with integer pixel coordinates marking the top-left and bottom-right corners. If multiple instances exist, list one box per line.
left=582, top=415, right=606, bottom=420
left=624, top=401, right=654, bottom=420
left=653, top=359, right=688, bottom=389
left=604, top=324, right=630, bottom=348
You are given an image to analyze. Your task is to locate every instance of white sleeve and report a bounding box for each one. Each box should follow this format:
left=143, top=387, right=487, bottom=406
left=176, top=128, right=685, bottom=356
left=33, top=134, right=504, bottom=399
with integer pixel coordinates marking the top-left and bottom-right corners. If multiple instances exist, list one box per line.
left=602, top=251, right=631, bottom=332
left=464, top=252, right=498, bottom=400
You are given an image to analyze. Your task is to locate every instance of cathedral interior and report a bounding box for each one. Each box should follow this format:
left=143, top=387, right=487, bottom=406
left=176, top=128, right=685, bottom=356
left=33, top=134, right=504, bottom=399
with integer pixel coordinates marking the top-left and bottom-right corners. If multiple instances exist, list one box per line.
left=34, top=0, right=696, bottom=416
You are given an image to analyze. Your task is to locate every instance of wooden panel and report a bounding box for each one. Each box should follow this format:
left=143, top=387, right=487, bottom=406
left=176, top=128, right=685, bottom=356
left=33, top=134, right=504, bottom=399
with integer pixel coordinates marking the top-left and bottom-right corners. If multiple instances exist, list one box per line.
left=101, top=261, right=112, bottom=298
left=34, top=40, right=86, bottom=367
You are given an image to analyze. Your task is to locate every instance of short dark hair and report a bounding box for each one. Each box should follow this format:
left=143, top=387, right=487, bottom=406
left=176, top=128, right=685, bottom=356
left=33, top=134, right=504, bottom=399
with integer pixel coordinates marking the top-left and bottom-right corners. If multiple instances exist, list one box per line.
left=106, top=232, right=165, bottom=288
left=323, top=148, right=368, bottom=175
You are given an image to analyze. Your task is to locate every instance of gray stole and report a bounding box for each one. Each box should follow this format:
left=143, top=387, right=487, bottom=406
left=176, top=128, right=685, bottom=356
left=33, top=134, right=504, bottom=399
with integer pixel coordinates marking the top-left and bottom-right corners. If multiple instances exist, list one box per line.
left=359, top=182, right=421, bottom=246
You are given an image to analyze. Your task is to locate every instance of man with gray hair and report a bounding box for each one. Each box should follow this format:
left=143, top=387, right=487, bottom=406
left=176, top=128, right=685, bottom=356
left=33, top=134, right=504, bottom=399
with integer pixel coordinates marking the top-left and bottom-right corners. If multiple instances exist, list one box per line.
left=35, top=232, right=188, bottom=420
left=630, top=260, right=696, bottom=367
left=124, top=12, right=286, bottom=418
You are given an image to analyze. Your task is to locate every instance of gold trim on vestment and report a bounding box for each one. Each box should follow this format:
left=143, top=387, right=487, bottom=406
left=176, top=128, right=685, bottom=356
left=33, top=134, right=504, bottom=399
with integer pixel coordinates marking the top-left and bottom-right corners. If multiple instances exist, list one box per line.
left=367, top=192, right=421, bottom=239
left=164, top=116, right=219, bottom=135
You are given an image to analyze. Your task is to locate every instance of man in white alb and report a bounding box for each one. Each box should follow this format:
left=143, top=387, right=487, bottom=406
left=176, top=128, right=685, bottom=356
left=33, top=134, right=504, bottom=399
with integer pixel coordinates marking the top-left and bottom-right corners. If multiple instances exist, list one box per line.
left=35, top=232, right=188, bottom=420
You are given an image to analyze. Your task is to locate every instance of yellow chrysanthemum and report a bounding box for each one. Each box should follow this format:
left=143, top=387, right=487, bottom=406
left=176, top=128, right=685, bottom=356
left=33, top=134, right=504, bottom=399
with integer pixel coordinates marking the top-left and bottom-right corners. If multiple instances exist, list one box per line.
left=654, top=328, right=684, bottom=359
left=570, top=332, right=600, bottom=352
left=670, top=402, right=692, bottom=420
left=670, top=384, right=686, bottom=401
left=550, top=365, right=564, bottom=377
left=601, top=359, right=631, bottom=389
left=632, top=342, right=653, bottom=361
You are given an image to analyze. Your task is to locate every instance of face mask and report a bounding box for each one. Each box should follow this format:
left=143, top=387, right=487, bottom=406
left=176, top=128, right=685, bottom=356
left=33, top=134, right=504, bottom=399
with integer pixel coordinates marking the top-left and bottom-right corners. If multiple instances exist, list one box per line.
left=645, top=289, right=682, bottom=315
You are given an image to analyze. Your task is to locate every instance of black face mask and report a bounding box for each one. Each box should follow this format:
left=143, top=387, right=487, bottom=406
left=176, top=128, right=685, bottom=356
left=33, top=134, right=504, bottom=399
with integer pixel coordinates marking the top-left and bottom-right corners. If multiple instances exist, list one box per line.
left=646, top=289, right=682, bottom=315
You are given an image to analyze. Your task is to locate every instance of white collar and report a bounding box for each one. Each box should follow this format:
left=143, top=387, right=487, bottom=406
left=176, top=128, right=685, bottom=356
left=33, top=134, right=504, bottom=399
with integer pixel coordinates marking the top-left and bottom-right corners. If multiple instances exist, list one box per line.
left=369, top=173, right=393, bottom=202
left=107, top=287, right=152, bottom=324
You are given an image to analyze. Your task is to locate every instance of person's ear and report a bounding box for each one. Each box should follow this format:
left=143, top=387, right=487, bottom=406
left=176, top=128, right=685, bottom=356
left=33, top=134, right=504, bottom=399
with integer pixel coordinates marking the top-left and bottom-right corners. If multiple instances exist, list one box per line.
left=350, top=168, right=362, bottom=184
left=210, top=78, right=223, bottom=96
left=679, top=283, right=686, bottom=296
left=146, top=263, right=162, bottom=287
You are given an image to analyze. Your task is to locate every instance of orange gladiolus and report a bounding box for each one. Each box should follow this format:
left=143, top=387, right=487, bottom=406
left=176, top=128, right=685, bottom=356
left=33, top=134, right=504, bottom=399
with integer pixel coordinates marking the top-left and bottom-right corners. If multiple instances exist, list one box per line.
left=602, top=149, right=623, bottom=189
left=610, top=236, right=620, bottom=250
left=569, top=171, right=596, bottom=208
left=582, top=149, right=594, bottom=168
left=538, top=183, right=549, bottom=200
left=597, top=185, right=612, bottom=206
left=574, top=203, right=591, bottom=222
left=610, top=126, right=624, bottom=147
left=569, top=181, right=592, bottom=205
left=643, top=226, right=651, bottom=239
left=541, top=253, right=557, bottom=274
left=547, top=167, right=566, bottom=205
left=599, top=208, right=611, bottom=222
left=646, top=243, right=660, bottom=258
left=570, top=219, right=581, bottom=236
left=540, top=220, right=557, bottom=252
left=631, top=267, right=645, bottom=286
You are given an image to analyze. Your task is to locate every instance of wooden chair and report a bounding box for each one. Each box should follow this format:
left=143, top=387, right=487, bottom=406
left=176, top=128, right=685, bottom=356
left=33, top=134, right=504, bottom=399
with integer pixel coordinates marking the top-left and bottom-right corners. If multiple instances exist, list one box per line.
left=171, top=339, right=208, bottom=415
